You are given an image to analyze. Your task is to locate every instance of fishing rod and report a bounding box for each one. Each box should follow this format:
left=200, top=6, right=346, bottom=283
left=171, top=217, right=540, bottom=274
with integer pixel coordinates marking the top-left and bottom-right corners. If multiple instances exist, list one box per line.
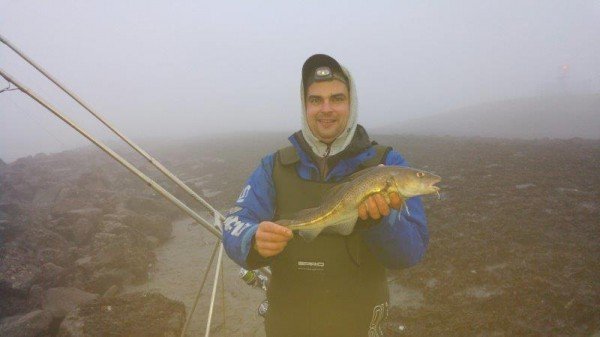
left=1, top=34, right=270, bottom=334
left=0, top=33, right=271, bottom=277
left=0, top=33, right=223, bottom=222
left=0, top=68, right=221, bottom=238
left=1, top=68, right=234, bottom=336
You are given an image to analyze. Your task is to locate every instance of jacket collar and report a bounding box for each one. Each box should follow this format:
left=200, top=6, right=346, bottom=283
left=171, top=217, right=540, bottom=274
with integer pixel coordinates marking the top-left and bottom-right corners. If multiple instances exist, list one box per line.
left=289, top=124, right=373, bottom=167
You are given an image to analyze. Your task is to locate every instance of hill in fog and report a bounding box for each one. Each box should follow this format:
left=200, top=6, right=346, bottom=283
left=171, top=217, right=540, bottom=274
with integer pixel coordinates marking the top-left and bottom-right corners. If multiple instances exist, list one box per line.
left=378, top=94, right=600, bottom=139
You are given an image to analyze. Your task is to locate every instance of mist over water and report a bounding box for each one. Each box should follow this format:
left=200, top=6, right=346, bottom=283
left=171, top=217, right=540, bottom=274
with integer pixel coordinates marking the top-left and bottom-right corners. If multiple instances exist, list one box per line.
left=1, top=1, right=599, bottom=162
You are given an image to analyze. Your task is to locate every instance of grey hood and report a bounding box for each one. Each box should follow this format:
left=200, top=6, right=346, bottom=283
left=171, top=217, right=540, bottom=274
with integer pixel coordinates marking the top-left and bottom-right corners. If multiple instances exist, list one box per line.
left=300, top=65, right=358, bottom=157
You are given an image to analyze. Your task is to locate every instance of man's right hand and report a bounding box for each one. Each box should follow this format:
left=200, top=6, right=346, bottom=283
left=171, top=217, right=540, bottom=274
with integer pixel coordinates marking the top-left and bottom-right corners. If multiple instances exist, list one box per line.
left=253, top=221, right=293, bottom=258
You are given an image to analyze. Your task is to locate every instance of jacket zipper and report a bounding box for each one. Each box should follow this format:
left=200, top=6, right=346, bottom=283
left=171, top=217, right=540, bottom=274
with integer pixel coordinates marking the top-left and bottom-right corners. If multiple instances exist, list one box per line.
left=320, top=144, right=331, bottom=181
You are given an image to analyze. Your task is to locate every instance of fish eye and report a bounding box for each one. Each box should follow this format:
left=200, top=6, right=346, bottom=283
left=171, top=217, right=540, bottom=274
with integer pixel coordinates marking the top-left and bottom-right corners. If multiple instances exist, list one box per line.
left=416, top=171, right=425, bottom=178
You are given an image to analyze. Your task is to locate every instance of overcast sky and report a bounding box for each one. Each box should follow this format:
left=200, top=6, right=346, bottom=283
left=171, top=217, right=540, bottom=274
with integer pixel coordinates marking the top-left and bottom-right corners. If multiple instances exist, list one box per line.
left=1, top=1, right=599, bottom=162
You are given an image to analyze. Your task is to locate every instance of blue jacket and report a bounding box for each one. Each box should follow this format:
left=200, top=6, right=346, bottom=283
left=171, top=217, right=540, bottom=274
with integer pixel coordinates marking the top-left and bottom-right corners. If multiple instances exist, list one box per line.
left=223, top=133, right=429, bottom=270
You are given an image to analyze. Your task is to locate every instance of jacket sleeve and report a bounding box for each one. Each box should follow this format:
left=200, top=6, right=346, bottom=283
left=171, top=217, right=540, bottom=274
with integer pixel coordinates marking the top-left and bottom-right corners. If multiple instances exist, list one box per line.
left=361, top=150, right=430, bottom=269
left=222, top=153, right=276, bottom=269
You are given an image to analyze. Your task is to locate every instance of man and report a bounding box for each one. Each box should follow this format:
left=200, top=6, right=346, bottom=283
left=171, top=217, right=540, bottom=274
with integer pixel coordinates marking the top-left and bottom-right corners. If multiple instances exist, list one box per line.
left=223, top=54, right=428, bottom=337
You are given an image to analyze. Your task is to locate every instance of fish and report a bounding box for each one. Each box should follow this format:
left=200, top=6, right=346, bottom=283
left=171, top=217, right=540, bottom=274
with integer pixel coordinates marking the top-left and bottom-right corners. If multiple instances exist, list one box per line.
left=276, top=165, right=441, bottom=241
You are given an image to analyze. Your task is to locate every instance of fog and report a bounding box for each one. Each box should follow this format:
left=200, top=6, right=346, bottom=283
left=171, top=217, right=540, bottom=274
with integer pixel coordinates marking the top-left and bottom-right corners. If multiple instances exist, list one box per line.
left=1, top=1, right=599, bottom=162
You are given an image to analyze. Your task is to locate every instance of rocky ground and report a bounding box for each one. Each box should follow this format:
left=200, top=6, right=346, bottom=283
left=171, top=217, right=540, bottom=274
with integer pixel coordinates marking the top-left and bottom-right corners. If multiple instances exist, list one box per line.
left=0, top=133, right=598, bottom=336
left=380, top=135, right=600, bottom=337
left=0, top=148, right=180, bottom=336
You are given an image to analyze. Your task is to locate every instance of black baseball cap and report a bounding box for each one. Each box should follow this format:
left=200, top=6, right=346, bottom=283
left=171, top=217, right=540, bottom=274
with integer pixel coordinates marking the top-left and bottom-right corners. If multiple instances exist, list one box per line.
left=302, top=54, right=349, bottom=90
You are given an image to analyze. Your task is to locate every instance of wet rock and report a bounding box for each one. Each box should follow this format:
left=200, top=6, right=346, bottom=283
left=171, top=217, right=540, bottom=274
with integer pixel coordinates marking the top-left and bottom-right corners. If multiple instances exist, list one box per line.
left=88, top=223, right=155, bottom=280
left=121, top=213, right=172, bottom=243
left=75, top=171, right=110, bottom=191
left=37, top=248, right=68, bottom=267
left=484, top=263, right=509, bottom=273
left=555, top=187, right=588, bottom=194
left=67, top=207, right=103, bottom=220
left=53, top=216, right=99, bottom=246
left=101, top=285, right=120, bottom=298
left=71, top=223, right=154, bottom=293
left=0, top=245, right=39, bottom=317
left=425, top=278, right=439, bottom=289
left=27, top=285, right=44, bottom=310
left=0, top=310, right=53, bottom=337
left=21, top=227, right=70, bottom=254
left=454, top=285, right=504, bottom=300
left=32, top=184, right=63, bottom=208
left=85, top=269, right=135, bottom=294
left=0, top=260, right=40, bottom=295
left=202, top=188, right=222, bottom=198
left=578, top=201, right=599, bottom=213
left=43, top=287, right=98, bottom=319
left=0, top=295, right=29, bottom=319
left=0, top=202, right=23, bottom=219
left=125, top=197, right=164, bottom=214
left=57, top=292, right=185, bottom=337
left=146, top=235, right=160, bottom=249
left=74, top=256, right=93, bottom=270
left=39, top=263, right=67, bottom=288
left=101, top=213, right=120, bottom=222
left=51, top=188, right=89, bottom=215
left=388, top=281, right=424, bottom=310
left=98, top=221, right=124, bottom=234
left=0, top=207, right=25, bottom=244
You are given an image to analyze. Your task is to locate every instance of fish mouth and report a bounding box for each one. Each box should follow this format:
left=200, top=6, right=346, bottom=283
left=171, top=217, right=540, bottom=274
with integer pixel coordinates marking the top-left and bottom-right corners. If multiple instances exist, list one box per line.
left=429, top=176, right=441, bottom=190
left=429, top=182, right=441, bottom=199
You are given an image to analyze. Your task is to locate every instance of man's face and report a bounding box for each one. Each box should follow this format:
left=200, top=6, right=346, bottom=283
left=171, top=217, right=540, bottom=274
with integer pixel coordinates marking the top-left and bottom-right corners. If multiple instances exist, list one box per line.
left=305, top=79, right=350, bottom=145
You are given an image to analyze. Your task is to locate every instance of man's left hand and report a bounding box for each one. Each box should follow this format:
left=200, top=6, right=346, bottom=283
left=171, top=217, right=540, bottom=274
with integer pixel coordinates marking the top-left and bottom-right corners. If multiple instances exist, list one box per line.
left=358, top=192, right=403, bottom=220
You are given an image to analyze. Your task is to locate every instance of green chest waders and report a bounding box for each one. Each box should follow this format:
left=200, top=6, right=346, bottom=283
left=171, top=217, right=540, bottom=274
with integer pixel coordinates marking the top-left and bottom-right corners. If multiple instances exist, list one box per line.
left=264, top=145, right=391, bottom=337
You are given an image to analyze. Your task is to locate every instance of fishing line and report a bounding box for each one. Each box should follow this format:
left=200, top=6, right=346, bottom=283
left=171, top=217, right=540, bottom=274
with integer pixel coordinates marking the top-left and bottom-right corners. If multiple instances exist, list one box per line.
left=0, top=82, right=19, bottom=93
left=4, top=93, right=70, bottom=149
left=180, top=240, right=220, bottom=337
left=220, top=256, right=226, bottom=334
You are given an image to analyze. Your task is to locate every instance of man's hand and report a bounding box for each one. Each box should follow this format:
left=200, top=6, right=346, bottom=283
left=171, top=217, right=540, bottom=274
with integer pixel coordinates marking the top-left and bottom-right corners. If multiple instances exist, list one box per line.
left=254, top=221, right=294, bottom=258
left=358, top=192, right=403, bottom=221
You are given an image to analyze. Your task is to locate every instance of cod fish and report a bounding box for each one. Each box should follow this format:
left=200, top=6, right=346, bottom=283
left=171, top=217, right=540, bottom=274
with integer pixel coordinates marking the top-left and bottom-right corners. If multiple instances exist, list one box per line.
left=277, top=166, right=441, bottom=241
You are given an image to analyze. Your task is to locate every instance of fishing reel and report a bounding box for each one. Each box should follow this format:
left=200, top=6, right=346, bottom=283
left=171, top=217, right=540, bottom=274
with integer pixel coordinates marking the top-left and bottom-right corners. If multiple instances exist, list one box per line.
left=239, top=268, right=269, bottom=291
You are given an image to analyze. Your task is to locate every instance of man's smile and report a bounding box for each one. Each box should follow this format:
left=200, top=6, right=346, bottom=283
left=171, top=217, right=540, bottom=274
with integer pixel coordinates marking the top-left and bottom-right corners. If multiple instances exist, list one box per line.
left=318, top=118, right=337, bottom=127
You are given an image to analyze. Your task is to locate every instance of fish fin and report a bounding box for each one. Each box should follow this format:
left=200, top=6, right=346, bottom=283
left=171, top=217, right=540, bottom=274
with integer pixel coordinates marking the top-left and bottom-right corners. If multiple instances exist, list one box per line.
left=324, top=182, right=350, bottom=199
left=298, top=228, right=325, bottom=242
left=298, top=212, right=359, bottom=241
left=347, top=166, right=379, bottom=181
left=331, top=221, right=357, bottom=236
left=385, top=177, right=397, bottom=192
left=324, top=212, right=359, bottom=236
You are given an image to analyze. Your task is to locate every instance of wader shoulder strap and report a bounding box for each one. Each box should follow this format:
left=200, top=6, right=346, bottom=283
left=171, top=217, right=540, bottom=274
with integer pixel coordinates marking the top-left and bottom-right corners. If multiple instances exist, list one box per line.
left=277, top=146, right=300, bottom=166
left=360, top=144, right=392, bottom=168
